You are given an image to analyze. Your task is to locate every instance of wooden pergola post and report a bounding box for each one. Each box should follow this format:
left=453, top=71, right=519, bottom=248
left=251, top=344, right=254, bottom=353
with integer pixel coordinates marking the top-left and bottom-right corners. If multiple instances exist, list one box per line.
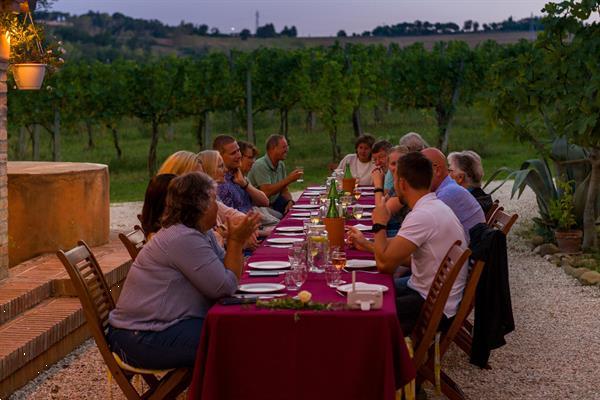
left=0, top=59, right=7, bottom=280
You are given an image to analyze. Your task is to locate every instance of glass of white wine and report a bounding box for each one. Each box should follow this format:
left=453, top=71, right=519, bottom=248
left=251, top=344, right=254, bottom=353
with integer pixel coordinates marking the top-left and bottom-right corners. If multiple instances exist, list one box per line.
left=310, top=210, right=321, bottom=224
left=353, top=204, right=364, bottom=220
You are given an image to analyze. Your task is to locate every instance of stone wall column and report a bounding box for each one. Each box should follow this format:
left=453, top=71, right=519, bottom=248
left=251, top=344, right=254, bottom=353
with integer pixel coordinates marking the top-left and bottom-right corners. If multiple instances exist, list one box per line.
left=0, top=61, right=8, bottom=280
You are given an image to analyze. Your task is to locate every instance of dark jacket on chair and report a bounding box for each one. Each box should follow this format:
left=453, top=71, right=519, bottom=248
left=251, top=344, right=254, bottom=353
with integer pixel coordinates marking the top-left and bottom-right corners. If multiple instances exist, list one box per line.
left=468, top=223, right=515, bottom=368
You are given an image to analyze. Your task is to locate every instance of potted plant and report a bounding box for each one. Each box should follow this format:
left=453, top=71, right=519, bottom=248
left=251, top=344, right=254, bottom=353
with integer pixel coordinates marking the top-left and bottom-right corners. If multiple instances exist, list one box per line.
left=549, top=179, right=583, bottom=253
left=2, top=9, right=63, bottom=89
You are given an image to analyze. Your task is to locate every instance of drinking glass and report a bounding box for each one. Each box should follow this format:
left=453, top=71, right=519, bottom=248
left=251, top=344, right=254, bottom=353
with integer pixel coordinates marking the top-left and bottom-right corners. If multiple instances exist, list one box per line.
left=285, top=271, right=299, bottom=291
left=331, top=249, right=347, bottom=270
left=309, top=196, right=319, bottom=205
left=292, top=265, right=308, bottom=289
left=310, top=210, right=321, bottom=224
left=296, top=166, right=304, bottom=183
left=319, top=193, right=329, bottom=205
left=353, top=190, right=361, bottom=202
left=325, top=265, right=342, bottom=288
left=353, top=205, right=364, bottom=220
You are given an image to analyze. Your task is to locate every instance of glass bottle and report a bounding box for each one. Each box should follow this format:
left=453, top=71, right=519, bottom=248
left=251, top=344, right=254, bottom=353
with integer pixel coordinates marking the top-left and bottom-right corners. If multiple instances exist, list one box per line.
left=344, top=162, right=353, bottom=178
left=326, top=196, right=339, bottom=218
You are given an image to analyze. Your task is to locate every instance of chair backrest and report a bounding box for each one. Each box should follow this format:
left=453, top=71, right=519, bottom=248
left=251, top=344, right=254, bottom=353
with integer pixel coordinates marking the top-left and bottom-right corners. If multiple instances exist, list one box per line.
left=119, top=225, right=146, bottom=260
left=410, top=241, right=471, bottom=368
left=485, top=200, right=500, bottom=224
left=487, top=207, right=518, bottom=236
left=439, top=258, right=486, bottom=356
left=57, top=241, right=142, bottom=399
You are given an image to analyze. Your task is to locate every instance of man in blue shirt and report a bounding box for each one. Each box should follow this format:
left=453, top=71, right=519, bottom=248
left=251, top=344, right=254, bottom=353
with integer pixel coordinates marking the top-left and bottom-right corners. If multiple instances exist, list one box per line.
left=422, top=147, right=485, bottom=237
left=213, top=135, right=269, bottom=213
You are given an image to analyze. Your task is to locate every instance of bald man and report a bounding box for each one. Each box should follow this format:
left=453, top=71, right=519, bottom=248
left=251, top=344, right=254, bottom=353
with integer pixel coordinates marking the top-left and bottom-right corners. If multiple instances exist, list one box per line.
left=421, top=148, right=485, bottom=237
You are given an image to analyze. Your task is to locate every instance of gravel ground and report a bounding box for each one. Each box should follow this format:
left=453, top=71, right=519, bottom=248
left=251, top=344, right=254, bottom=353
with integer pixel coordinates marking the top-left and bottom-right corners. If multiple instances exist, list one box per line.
left=9, top=185, right=600, bottom=400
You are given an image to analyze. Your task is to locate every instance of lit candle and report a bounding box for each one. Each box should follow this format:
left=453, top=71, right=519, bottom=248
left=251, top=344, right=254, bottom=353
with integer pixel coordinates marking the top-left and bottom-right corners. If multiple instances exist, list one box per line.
left=0, top=32, right=10, bottom=61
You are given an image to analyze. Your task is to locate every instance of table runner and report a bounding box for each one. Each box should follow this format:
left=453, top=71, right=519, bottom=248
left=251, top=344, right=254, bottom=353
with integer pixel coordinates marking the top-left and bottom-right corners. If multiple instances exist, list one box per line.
left=188, top=187, right=416, bottom=400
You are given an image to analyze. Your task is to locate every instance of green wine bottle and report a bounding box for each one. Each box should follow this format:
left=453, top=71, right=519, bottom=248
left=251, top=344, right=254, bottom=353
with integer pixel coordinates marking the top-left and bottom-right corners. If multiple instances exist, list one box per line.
left=344, top=162, right=352, bottom=178
left=326, top=197, right=339, bottom=218
left=327, top=178, right=339, bottom=200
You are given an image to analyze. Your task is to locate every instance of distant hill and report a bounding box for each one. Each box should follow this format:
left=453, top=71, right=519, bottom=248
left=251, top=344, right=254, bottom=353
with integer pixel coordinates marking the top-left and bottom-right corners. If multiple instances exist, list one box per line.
left=36, top=10, right=539, bottom=61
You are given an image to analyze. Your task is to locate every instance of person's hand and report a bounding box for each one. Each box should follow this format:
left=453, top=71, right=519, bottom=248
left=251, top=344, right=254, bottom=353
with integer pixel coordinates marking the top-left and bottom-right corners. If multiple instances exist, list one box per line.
left=372, top=196, right=391, bottom=225
left=245, top=231, right=259, bottom=250
left=232, top=168, right=247, bottom=187
left=371, top=167, right=385, bottom=188
left=287, top=169, right=303, bottom=184
left=347, top=226, right=371, bottom=252
left=215, top=223, right=229, bottom=240
left=284, top=200, right=295, bottom=214
left=227, top=211, right=261, bottom=245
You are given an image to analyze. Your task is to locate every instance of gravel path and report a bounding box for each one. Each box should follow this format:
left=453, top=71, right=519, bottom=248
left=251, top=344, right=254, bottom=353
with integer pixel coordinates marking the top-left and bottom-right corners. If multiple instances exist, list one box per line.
left=9, top=185, right=600, bottom=399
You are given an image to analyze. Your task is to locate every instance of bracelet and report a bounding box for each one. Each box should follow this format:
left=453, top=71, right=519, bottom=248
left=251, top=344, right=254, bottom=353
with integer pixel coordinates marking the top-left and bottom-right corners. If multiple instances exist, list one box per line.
left=374, top=188, right=384, bottom=193
left=242, top=180, right=250, bottom=190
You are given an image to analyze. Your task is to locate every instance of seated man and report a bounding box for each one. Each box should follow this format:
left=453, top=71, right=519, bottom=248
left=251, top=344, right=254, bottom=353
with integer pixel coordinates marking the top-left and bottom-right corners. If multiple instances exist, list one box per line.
left=337, top=134, right=376, bottom=186
left=422, top=148, right=485, bottom=237
left=370, top=140, right=393, bottom=194
left=247, top=134, right=302, bottom=215
left=348, top=152, right=468, bottom=333
left=447, top=150, right=494, bottom=215
left=213, top=134, right=269, bottom=213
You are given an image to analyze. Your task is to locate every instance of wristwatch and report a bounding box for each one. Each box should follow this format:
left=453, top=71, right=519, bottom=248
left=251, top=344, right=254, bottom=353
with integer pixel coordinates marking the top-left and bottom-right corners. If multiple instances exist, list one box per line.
left=371, top=223, right=387, bottom=233
left=374, top=188, right=384, bottom=193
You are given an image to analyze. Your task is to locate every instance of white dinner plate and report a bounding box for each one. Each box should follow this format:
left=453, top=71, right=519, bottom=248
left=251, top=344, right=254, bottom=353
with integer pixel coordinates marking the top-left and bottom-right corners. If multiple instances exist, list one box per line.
left=363, top=211, right=372, bottom=217
left=304, top=191, right=321, bottom=196
left=345, top=259, right=377, bottom=269
left=247, top=261, right=291, bottom=270
left=277, top=232, right=305, bottom=237
left=307, top=186, right=326, bottom=191
left=238, top=283, right=286, bottom=293
left=337, top=282, right=388, bottom=293
left=357, top=186, right=375, bottom=191
left=276, top=226, right=305, bottom=232
left=290, top=212, right=311, bottom=217
left=360, top=192, right=375, bottom=196
left=292, top=204, right=321, bottom=209
left=267, top=237, right=305, bottom=244
left=351, top=224, right=373, bottom=232
left=359, top=204, right=376, bottom=209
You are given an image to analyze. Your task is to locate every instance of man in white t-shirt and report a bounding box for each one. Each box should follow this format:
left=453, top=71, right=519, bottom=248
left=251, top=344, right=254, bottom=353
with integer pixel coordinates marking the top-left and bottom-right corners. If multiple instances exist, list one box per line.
left=336, top=134, right=376, bottom=186
left=348, top=151, right=468, bottom=333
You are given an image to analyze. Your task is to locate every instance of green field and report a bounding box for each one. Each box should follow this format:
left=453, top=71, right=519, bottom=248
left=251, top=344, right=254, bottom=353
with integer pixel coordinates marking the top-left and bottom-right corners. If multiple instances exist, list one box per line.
left=8, top=105, right=537, bottom=203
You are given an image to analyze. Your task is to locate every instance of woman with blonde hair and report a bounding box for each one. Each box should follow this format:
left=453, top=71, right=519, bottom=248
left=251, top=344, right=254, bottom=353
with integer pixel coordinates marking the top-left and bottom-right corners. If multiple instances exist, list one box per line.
left=157, top=150, right=203, bottom=175
left=199, top=150, right=261, bottom=246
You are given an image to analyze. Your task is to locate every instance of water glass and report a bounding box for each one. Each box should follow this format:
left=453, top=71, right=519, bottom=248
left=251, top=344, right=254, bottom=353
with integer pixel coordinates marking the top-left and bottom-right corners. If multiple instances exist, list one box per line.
left=285, top=271, right=299, bottom=291
left=353, top=190, right=361, bottom=202
left=296, top=166, right=304, bottom=183
left=293, top=265, right=308, bottom=289
left=310, top=210, right=321, bottom=224
left=325, top=265, right=342, bottom=288
left=310, top=196, right=319, bottom=205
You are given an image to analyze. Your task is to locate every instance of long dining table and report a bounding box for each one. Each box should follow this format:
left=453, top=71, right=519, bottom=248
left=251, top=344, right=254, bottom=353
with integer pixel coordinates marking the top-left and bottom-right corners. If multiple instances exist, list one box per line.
left=187, top=185, right=416, bottom=400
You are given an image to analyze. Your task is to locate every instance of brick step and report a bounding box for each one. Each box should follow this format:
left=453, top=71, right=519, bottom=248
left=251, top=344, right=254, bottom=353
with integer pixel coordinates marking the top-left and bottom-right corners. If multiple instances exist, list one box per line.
left=0, top=238, right=131, bottom=326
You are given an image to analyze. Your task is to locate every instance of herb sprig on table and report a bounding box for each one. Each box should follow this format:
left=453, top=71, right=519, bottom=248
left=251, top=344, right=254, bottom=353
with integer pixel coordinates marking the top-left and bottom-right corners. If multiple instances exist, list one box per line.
left=255, top=297, right=345, bottom=311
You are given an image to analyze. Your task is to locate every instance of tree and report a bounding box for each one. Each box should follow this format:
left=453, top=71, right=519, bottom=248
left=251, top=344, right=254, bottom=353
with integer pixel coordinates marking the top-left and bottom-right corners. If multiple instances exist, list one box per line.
left=463, top=20, right=473, bottom=32
left=256, top=23, right=277, bottom=38
left=487, top=0, right=600, bottom=250
left=239, top=28, right=251, bottom=40
left=337, top=30, right=347, bottom=37
left=128, top=57, right=185, bottom=177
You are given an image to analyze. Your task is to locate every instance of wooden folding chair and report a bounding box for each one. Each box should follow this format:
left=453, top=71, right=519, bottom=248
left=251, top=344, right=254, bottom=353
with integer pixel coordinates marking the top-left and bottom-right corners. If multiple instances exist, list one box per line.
left=56, top=241, right=191, bottom=400
left=402, top=241, right=470, bottom=398
left=487, top=207, right=518, bottom=235
left=485, top=199, right=500, bottom=225
left=417, top=258, right=486, bottom=399
left=119, top=225, right=146, bottom=261
left=453, top=208, right=518, bottom=363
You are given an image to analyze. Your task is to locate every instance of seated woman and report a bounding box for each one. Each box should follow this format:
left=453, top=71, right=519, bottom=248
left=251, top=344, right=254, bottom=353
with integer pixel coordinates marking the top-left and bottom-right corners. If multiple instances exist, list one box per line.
left=337, top=134, right=376, bottom=186
left=447, top=150, right=494, bottom=215
left=139, top=174, right=176, bottom=239
left=107, top=172, right=261, bottom=369
left=199, top=150, right=263, bottom=245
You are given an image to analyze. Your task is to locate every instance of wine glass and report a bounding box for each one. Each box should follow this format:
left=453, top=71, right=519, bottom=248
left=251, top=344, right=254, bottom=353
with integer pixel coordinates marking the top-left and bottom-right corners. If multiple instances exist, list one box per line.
left=331, top=249, right=347, bottom=270
left=310, top=210, right=321, bottom=224
left=353, top=205, right=364, bottom=220
left=296, top=166, right=304, bottom=183
left=353, top=190, right=361, bottom=202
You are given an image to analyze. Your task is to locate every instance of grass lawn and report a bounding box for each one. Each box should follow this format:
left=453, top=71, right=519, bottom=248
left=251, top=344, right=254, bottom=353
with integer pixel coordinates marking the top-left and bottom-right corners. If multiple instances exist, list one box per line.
left=7, top=105, right=538, bottom=203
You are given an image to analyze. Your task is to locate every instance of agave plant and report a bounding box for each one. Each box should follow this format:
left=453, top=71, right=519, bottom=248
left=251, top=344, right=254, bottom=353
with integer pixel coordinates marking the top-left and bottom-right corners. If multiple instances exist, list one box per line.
left=484, top=137, right=597, bottom=231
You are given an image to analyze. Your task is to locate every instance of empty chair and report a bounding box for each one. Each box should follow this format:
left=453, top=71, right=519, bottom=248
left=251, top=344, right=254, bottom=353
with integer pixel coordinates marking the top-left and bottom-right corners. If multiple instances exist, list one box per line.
left=56, top=240, right=191, bottom=400
left=119, top=225, right=146, bottom=260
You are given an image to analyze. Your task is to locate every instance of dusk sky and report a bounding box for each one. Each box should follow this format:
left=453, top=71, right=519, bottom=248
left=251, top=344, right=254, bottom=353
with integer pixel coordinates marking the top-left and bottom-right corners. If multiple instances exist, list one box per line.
left=51, top=0, right=551, bottom=37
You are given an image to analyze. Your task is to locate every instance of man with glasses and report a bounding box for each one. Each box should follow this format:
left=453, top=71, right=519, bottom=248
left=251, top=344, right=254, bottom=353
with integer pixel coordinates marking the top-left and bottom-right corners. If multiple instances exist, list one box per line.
left=213, top=135, right=269, bottom=213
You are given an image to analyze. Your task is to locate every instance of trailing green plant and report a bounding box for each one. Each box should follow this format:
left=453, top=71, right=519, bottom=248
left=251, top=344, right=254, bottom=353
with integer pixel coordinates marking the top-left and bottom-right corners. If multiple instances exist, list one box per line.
left=549, top=179, right=577, bottom=231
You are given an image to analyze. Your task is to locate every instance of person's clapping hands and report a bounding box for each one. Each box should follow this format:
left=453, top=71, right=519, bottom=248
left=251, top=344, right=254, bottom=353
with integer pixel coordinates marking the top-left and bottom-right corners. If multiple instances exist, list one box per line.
left=372, top=196, right=390, bottom=226
left=226, top=211, right=261, bottom=245
left=347, top=226, right=371, bottom=252
left=371, top=167, right=385, bottom=189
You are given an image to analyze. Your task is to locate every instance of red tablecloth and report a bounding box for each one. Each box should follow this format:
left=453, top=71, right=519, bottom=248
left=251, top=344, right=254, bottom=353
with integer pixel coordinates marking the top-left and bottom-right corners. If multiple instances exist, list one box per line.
left=188, top=188, right=416, bottom=400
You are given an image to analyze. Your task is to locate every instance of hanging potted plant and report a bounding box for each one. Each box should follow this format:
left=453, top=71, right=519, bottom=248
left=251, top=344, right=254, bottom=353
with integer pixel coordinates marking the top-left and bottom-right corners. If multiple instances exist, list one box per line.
left=2, top=6, right=63, bottom=89
left=549, top=179, right=583, bottom=253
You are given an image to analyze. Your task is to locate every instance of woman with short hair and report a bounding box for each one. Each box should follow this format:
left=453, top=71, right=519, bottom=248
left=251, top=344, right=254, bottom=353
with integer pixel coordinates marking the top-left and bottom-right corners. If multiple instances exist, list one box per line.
left=447, top=150, right=493, bottom=214
left=108, top=172, right=261, bottom=369
left=336, top=134, right=376, bottom=186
